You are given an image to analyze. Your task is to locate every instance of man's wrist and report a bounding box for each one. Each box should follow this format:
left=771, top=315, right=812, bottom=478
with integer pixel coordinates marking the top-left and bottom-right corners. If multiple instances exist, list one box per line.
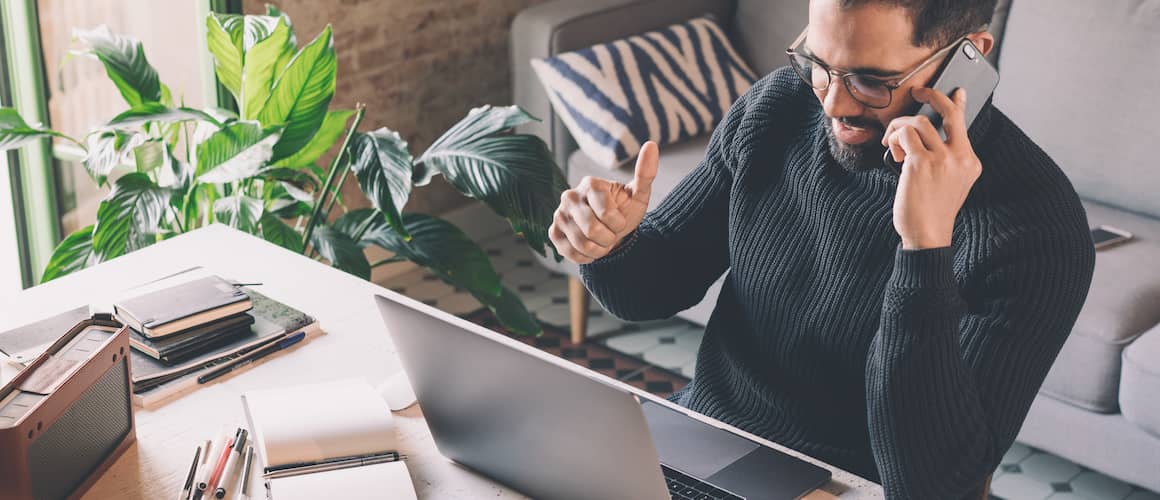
left=900, top=234, right=952, bottom=250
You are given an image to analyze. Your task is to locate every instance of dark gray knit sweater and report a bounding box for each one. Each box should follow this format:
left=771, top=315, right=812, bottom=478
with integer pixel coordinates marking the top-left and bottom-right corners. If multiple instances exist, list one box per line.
left=579, top=67, right=1095, bottom=499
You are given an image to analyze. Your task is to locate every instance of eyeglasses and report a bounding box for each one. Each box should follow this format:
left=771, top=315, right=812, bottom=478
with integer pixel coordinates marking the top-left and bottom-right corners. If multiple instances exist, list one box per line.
left=785, top=26, right=969, bottom=109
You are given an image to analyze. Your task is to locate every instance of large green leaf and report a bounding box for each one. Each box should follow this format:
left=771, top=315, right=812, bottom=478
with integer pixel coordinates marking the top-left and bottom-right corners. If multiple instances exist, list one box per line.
left=84, top=130, right=145, bottom=183
left=261, top=166, right=320, bottom=191
left=272, top=109, right=353, bottom=168
left=472, top=286, right=541, bottom=336
left=107, top=103, right=223, bottom=128
left=259, top=213, right=303, bottom=253
left=341, top=210, right=501, bottom=297
left=0, top=108, right=69, bottom=150
left=349, top=129, right=412, bottom=238
left=132, top=139, right=170, bottom=174
left=91, top=173, right=168, bottom=261
left=206, top=14, right=243, bottom=99
left=417, top=106, right=567, bottom=259
left=241, top=18, right=292, bottom=120
left=196, top=121, right=281, bottom=183
left=73, top=26, right=162, bottom=107
left=41, top=225, right=97, bottom=282
left=310, top=225, right=370, bottom=280
left=213, top=194, right=264, bottom=233
left=258, top=25, right=336, bottom=163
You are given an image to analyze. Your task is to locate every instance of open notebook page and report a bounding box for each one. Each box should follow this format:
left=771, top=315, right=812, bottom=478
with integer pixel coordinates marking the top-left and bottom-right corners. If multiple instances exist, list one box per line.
left=266, top=460, right=416, bottom=500
left=242, top=378, right=397, bottom=470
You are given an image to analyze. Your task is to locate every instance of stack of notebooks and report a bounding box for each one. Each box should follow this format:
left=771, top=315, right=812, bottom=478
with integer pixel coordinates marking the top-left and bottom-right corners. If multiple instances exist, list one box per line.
left=0, top=269, right=322, bottom=407
left=118, top=276, right=256, bottom=365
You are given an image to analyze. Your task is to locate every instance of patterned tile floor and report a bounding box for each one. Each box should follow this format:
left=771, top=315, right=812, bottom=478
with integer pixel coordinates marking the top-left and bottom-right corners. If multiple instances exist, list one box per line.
left=376, top=204, right=1159, bottom=499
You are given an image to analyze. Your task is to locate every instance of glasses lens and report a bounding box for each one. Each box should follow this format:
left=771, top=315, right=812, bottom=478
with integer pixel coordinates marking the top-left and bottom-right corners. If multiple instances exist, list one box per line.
left=789, top=53, right=829, bottom=90
left=845, top=75, right=892, bottom=108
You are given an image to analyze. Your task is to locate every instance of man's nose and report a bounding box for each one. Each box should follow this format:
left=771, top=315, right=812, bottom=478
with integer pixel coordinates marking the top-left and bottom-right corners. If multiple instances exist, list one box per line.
left=821, top=78, right=864, bottom=118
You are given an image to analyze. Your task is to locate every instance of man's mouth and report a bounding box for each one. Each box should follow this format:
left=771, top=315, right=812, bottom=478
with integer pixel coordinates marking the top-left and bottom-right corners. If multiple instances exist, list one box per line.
left=832, top=119, right=877, bottom=145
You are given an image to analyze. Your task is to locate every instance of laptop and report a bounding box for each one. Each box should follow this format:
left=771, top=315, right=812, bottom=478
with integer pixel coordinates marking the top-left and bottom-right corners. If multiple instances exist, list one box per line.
left=374, top=293, right=832, bottom=500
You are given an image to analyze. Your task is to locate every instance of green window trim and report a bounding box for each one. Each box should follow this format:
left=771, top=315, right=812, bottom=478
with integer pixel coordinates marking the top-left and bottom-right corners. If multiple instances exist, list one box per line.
left=1, top=0, right=57, bottom=288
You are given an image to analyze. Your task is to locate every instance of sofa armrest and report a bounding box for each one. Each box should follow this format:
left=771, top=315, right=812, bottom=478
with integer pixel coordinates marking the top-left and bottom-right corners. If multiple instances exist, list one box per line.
left=510, top=0, right=735, bottom=173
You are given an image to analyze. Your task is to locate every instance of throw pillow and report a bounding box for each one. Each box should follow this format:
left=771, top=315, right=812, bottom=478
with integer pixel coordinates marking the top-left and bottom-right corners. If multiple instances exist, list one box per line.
left=531, top=16, right=758, bottom=169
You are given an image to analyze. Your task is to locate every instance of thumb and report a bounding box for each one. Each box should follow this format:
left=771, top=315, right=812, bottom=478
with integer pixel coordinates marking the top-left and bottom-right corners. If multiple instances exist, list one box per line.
left=630, top=141, right=659, bottom=199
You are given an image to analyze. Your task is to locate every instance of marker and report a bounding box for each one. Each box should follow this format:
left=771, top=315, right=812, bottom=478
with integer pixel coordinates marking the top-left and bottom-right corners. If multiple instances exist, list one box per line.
left=215, top=429, right=248, bottom=498
left=178, top=445, right=201, bottom=500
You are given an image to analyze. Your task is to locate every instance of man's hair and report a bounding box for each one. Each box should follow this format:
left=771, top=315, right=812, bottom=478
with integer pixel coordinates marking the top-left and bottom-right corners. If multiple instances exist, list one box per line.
left=840, top=0, right=998, bottom=47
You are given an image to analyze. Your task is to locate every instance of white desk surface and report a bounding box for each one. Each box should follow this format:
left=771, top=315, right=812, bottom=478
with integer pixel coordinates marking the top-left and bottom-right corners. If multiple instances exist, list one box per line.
left=0, top=224, right=883, bottom=499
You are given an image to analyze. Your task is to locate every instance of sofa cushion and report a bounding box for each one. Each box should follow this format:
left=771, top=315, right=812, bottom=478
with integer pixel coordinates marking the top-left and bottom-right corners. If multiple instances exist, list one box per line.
left=1121, top=325, right=1160, bottom=438
left=1039, top=201, right=1160, bottom=412
left=566, top=134, right=711, bottom=213
left=532, top=16, right=757, bottom=169
left=992, top=0, right=1160, bottom=218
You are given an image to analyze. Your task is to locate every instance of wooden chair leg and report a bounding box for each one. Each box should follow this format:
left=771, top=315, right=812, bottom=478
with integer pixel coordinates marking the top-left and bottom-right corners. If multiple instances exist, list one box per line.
left=569, top=276, right=589, bottom=344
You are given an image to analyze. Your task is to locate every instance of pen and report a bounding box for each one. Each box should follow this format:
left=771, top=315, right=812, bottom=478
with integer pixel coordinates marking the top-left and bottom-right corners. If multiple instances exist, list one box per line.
left=193, top=431, right=228, bottom=500
left=237, top=446, right=254, bottom=500
left=197, top=331, right=306, bottom=384
left=177, top=445, right=201, bottom=500
left=200, top=430, right=237, bottom=497
left=215, top=429, right=248, bottom=498
left=263, top=452, right=406, bottom=480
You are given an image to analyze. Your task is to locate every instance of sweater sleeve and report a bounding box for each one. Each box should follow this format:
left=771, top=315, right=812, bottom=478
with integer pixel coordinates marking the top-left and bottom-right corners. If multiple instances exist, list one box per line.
left=865, top=226, right=1095, bottom=499
left=577, top=92, right=748, bottom=321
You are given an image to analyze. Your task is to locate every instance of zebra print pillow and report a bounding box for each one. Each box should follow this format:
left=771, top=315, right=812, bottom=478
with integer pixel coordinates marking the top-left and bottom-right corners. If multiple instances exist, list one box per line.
left=531, top=16, right=758, bottom=169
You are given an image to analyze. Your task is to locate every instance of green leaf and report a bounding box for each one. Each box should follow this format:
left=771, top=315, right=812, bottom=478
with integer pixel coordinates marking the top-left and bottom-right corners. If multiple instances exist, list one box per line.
left=310, top=225, right=370, bottom=280
left=213, top=194, right=264, bottom=233
left=342, top=210, right=501, bottom=298
left=107, top=103, right=223, bottom=128
left=259, top=25, right=336, bottom=163
left=0, top=108, right=69, bottom=150
left=472, top=286, right=541, bottom=336
left=272, top=109, right=353, bottom=168
left=197, top=121, right=281, bottom=183
left=241, top=19, right=292, bottom=120
left=206, top=14, right=243, bottom=99
left=132, top=139, right=170, bottom=174
left=261, top=166, right=320, bottom=190
left=349, top=129, right=412, bottom=238
left=73, top=26, right=162, bottom=107
left=259, top=213, right=303, bottom=253
left=418, top=105, right=566, bottom=259
left=84, top=130, right=145, bottom=183
left=91, top=173, right=168, bottom=261
left=41, top=225, right=98, bottom=282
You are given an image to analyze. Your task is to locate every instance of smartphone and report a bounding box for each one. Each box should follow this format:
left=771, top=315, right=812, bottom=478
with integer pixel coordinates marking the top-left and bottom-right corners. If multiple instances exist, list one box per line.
left=883, top=39, right=1000, bottom=172
left=1091, top=225, right=1133, bottom=250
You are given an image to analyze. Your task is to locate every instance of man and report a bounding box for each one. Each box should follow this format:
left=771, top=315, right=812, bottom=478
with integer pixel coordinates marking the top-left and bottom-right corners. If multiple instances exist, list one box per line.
left=547, top=0, right=1096, bottom=498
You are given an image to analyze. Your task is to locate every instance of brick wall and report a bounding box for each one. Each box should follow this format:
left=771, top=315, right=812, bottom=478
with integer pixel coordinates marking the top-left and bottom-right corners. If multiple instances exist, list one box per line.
left=244, top=0, right=549, bottom=215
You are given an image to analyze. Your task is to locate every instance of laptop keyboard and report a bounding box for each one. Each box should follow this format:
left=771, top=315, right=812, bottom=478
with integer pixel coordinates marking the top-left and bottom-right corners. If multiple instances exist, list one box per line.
left=663, top=464, right=745, bottom=500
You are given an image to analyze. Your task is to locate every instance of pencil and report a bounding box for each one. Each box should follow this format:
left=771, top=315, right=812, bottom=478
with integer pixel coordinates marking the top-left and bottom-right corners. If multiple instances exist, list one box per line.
left=177, top=445, right=200, bottom=500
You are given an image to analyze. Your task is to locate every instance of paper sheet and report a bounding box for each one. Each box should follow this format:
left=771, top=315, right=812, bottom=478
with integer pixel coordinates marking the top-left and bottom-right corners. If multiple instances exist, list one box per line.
left=242, top=378, right=397, bottom=469
left=265, top=460, right=416, bottom=500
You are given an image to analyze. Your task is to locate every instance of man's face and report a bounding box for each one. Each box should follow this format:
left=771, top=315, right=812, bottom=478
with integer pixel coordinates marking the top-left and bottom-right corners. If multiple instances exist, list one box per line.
left=806, top=0, right=946, bottom=172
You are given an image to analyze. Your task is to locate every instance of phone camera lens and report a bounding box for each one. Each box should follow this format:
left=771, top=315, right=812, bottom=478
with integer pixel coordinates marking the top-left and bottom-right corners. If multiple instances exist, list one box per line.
left=963, top=43, right=977, bottom=59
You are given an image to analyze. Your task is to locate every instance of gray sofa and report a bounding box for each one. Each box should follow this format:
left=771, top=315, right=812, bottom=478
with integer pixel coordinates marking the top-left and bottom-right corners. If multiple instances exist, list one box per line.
left=511, top=0, right=1160, bottom=492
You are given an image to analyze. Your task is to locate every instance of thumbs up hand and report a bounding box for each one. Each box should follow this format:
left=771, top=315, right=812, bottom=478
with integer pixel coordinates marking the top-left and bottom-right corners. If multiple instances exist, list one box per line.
left=550, top=141, right=660, bottom=264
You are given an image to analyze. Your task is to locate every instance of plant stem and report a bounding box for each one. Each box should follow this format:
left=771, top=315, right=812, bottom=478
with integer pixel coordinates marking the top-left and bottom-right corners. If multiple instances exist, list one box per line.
left=370, top=256, right=407, bottom=268
left=302, top=103, right=365, bottom=250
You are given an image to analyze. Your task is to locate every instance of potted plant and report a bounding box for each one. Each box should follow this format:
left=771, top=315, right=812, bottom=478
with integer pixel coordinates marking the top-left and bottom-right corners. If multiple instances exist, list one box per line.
left=0, top=6, right=566, bottom=335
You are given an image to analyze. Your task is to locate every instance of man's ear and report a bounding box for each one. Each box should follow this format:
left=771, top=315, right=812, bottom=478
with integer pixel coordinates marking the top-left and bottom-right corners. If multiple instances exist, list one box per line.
left=968, top=31, right=996, bottom=57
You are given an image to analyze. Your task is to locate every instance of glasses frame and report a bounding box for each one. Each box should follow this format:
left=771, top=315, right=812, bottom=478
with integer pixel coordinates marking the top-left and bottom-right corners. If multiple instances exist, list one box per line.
left=785, top=25, right=971, bottom=109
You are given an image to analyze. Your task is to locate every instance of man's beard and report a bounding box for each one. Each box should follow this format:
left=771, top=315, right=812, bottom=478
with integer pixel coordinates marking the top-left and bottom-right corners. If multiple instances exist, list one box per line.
left=823, top=116, right=888, bottom=173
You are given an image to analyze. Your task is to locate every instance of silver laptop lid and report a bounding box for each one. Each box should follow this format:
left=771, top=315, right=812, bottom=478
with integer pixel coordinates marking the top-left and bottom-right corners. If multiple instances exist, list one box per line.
left=374, top=293, right=670, bottom=500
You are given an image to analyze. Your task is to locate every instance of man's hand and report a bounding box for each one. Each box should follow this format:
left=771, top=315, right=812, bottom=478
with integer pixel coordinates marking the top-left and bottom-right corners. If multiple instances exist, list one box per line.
left=882, top=87, right=982, bottom=250
left=549, top=141, right=660, bottom=264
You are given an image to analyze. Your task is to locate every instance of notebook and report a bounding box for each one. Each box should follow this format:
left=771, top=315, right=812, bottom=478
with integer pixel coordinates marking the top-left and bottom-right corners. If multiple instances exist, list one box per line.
left=241, top=378, right=416, bottom=500
left=128, top=313, right=255, bottom=364
left=114, top=275, right=252, bottom=338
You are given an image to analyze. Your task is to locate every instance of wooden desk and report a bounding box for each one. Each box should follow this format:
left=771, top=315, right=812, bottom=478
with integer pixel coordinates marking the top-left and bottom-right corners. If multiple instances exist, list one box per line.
left=1, top=225, right=883, bottom=499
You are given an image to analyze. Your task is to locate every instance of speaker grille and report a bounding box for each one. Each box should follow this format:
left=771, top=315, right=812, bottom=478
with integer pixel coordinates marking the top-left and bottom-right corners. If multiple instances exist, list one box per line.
left=28, top=359, right=131, bottom=500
